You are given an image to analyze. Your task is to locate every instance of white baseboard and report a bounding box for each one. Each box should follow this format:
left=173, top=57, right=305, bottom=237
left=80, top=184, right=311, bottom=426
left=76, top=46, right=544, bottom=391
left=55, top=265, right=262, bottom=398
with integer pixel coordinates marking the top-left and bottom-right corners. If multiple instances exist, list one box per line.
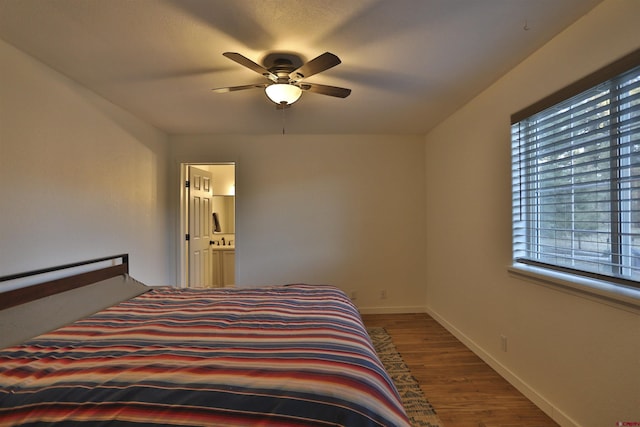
left=357, top=305, right=427, bottom=315
left=425, top=307, right=580, bottom=427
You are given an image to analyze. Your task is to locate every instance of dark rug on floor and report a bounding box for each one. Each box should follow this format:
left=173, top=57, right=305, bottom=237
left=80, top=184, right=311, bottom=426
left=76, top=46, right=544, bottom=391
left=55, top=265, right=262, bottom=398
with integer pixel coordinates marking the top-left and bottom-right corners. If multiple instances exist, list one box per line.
left=368, top=327, right=444, bottom=427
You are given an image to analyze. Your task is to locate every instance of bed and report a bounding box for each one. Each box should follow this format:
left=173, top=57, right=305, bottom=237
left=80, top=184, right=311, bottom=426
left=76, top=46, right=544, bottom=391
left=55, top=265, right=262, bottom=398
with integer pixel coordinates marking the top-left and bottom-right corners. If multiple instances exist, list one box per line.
left=0, top=255, right=410, bottom=426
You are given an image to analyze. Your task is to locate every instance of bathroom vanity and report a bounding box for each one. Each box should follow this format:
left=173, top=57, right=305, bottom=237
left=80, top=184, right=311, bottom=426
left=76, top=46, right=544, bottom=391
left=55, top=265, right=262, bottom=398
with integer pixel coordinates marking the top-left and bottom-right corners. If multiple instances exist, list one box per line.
left=212, top=194, right=235, bottom=287
left=212, top=247, right=234, bottom=287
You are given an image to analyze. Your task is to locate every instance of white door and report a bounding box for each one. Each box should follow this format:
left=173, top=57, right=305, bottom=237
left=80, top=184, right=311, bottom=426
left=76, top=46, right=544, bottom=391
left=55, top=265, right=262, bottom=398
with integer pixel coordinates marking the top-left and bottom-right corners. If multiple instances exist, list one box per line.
left=188, top=166, right=213, bottom=287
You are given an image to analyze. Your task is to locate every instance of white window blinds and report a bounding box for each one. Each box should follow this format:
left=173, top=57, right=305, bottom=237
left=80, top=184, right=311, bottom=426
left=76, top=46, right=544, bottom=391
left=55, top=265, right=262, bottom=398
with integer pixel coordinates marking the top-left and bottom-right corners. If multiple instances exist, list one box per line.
left=511, top=55, right=640, bottom=290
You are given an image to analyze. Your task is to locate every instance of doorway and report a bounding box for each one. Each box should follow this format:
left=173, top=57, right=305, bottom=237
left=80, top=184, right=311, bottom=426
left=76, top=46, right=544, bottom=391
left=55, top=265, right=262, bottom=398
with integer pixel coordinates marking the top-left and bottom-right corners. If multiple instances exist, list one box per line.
left=179, top=163, right=236, bottom=288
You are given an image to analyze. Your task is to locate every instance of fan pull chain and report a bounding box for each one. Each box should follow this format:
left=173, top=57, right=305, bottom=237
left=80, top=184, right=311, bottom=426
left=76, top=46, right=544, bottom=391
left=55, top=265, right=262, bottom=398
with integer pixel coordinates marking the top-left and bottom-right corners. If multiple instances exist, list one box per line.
left=281, top=102, right=287, bottom=135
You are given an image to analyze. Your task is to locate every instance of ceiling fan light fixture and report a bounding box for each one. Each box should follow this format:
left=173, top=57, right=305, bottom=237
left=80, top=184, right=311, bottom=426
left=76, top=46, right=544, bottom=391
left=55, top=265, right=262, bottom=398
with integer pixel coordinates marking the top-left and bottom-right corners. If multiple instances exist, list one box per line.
left=265, top=84, right=302, bottom=105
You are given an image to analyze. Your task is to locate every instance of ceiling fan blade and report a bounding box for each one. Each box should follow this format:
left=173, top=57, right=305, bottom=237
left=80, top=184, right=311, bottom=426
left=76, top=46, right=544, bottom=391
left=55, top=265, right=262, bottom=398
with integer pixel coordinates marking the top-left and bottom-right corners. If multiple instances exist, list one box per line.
left=223, top=52, right=277, bottom=82
left=212, top=83, right=267, bottom=93
left=299, top=82, right=351, bottom=98
left=289, top=52, right=341, bottom=82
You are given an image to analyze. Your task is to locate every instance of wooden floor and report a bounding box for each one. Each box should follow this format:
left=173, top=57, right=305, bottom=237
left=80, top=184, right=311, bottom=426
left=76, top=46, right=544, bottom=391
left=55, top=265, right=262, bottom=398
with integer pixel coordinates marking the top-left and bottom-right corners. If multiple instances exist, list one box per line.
left=362, top=313, right=559, bottom=427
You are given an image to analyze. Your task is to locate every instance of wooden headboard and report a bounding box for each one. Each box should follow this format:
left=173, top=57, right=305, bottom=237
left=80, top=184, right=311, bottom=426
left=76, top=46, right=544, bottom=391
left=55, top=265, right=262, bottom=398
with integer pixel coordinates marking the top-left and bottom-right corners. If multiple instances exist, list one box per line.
left=0, top=254, right=129, bottom=310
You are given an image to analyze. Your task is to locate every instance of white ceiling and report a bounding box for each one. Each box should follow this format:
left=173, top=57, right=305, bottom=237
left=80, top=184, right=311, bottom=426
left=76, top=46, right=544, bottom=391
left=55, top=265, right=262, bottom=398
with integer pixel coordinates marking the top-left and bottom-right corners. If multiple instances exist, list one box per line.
left=0, top=0, right=602, bottom=135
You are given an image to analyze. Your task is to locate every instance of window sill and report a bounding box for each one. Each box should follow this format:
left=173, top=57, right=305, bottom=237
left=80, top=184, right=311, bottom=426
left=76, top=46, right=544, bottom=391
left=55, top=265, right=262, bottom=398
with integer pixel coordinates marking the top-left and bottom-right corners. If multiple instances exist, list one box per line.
left=508, top=263, right=640, bottom=312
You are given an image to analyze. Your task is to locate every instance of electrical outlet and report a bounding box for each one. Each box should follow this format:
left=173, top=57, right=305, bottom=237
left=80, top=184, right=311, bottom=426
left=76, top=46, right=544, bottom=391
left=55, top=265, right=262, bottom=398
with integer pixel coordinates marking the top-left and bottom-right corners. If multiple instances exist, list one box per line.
left=350, top=291, right=357, bottom=301
left=380, top=289, right=387, bottom=299
left=500, top=335, right=508, bottom=352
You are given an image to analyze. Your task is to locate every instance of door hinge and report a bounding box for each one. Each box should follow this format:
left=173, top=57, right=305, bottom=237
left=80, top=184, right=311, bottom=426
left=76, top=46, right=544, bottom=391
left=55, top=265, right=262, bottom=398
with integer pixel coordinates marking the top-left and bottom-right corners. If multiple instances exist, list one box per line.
left=185, top=180, right=190, bottom=188
left=185, top=234, right=190, bottom=241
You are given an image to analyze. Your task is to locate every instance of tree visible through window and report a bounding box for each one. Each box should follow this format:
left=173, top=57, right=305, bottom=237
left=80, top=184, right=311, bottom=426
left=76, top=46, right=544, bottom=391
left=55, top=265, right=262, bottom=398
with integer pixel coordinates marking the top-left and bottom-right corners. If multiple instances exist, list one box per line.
left=511, top=56, right=640, bottom=290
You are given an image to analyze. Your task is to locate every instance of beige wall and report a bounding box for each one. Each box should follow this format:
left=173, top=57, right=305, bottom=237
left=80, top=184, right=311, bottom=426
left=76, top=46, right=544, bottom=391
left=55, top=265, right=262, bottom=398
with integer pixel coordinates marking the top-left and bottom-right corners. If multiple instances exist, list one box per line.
left=170, top=134, right=427, bottom=312
left=0, top=39, right=172, bottom=285
left=209, top=164, right=236, bottom=196
left=424, top=1, right=640, bottom=426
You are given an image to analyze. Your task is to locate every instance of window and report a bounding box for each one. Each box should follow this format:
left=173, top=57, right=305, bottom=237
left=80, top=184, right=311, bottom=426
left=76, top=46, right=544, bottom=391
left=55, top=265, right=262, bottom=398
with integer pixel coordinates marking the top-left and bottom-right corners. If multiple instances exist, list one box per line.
left=511, top=50, right=640, bottom=291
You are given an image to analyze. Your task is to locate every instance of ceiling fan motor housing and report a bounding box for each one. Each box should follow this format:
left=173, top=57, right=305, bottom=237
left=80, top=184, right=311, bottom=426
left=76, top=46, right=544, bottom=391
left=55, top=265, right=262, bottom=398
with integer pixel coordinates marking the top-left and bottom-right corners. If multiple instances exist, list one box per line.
left=270, top=58, right=297, bottom=84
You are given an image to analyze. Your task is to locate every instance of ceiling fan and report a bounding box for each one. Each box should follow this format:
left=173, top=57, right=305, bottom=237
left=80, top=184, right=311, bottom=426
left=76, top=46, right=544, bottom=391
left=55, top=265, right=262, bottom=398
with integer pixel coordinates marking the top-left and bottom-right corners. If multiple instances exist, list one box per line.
left=212, top=52, right=351, bottom=108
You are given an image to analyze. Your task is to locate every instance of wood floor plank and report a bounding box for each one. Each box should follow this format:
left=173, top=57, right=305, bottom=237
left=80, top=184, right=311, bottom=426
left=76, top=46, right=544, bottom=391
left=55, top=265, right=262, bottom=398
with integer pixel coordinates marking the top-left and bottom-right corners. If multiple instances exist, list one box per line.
left=362, top=313, right=558, bottom=427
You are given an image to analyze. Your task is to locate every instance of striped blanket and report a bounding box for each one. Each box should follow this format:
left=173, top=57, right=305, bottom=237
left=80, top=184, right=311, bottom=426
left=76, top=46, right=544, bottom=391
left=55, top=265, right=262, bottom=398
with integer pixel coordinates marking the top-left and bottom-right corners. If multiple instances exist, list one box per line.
left=0, top=284, right=410, bottom=426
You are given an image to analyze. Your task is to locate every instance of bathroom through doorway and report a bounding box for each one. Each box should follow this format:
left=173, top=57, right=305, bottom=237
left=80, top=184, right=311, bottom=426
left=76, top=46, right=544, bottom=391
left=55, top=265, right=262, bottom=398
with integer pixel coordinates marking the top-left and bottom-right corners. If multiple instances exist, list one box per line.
left=179, top=163, right=235, bottom=288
